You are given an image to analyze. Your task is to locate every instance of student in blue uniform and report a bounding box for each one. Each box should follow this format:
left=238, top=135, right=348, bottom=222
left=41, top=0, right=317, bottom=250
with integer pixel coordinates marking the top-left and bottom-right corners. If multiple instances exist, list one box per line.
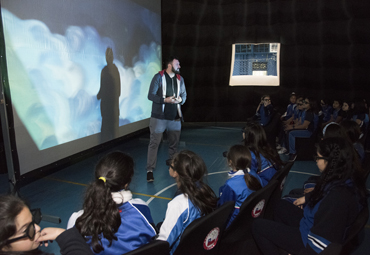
left=243, top=122, right=282, bottom=186
left=252, top=137, right=368, bottom=255
left=157, top=150, right=217, bottom=254
left=218, top=145, right=262, bottom=227
left=67, top=152, right=156, bottom=255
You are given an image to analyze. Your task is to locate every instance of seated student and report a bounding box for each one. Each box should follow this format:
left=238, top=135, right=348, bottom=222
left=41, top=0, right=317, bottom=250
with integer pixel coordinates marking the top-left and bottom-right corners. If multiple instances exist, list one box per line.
left=281, top=92, right=297, bottom=121
left=320, top=98, right=333, bottom=127
left=157, top=150, right=217, bottom=255
left=218, top=145, right=262, bottom=227
left=67, top=152, right=156, bottom=255
left=284, top=97, right=319, bottom=162
left=279, top=97, right=304, bottom=153
left=243, top=122, right=282, bottom=187
left=340, top=99, right=352, bottom=121
left=351, top=97, right=369, bottom=134
left=331, top=99, right=343, bottom=123
left=252, top=137, right=368, bottom=255
left=255, top=95, right=274, bottom=126
left=341, top=120, right=365, bottom=163
left=0, top=195, right=93, bottom=255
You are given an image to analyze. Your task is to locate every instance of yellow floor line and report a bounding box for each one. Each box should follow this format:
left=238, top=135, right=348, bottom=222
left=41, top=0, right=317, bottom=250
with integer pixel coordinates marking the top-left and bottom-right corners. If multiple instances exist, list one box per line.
left=44, top=177, right=171, bottom=201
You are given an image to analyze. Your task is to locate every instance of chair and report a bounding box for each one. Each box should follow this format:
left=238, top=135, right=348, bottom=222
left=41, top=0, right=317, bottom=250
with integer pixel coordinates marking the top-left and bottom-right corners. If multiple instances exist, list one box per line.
left=264, top=161, right=294, bottom=220
left=173, top=201, right=234, bottom=255
left=294, top=114, right=324, bottom=161
left=124, top=240, right=170, bottom=255
left=319, top=206, right=369, bottom=255
left=219, top=180, right=278, bottom=252
left=263, top=109, right=281, bottom=149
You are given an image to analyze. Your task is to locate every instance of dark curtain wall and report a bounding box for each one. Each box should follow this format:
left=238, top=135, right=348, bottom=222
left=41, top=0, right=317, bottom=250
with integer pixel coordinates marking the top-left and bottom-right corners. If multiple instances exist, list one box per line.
left=161, top=0, right=370, bottom=122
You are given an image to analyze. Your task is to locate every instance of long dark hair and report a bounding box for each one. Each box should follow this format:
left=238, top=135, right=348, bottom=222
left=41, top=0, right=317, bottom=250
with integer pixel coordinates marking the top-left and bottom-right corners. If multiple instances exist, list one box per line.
left=227, top=145, right=262, bottom=191
left=172, top=150, right=217, bottom=216
left=306, top=97, right=320, bottom=114
left=308, top=137, right=367, bottom=207
left=243, top=122, right=283, bottom=172
left=0, top=195, right=27, bottom=252
left=75, top=152, right=134, bottom=253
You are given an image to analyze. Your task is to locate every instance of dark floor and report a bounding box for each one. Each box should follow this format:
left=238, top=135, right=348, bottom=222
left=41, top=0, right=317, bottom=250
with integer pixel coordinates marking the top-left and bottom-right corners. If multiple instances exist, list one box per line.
left=0, top=123, right=369, bottom=254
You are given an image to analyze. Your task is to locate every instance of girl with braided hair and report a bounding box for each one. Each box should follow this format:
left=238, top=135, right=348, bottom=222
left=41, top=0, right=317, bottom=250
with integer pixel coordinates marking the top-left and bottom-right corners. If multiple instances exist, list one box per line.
left=252, top=137, right=368, bottom=255
left=157, top=150, right=217, bottom=254
left=67, top=152, right=156, bottom=255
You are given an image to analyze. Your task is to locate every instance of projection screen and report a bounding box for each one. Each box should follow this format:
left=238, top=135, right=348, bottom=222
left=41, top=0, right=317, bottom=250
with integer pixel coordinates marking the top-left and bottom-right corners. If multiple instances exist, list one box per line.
left=0, top=0, right=161, bottom=175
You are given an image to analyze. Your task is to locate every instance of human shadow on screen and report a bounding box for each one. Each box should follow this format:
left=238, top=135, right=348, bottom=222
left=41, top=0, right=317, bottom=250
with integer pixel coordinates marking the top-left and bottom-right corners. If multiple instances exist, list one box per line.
left=97, top=48, right=121, bottom=143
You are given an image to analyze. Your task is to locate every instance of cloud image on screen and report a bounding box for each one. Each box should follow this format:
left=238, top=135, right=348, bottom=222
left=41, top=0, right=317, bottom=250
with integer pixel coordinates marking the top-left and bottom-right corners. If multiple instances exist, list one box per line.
left=1, top=0, right=161, bottom=150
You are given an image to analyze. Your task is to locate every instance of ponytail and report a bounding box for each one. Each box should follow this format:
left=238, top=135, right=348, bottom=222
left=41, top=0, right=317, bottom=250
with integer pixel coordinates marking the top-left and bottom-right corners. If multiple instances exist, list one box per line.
left=244, top=173, right=262, bottom=191
left=75, top=152, right=134, bottom=253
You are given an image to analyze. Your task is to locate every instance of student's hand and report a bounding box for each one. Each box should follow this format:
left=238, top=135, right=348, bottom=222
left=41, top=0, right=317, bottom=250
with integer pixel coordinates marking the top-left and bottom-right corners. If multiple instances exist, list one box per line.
left=293, top=196, right=305, bottom=209
left=304, top=187, right=314, bottom=194
left=173, top=97, right=182, bottom=104
left=164, top=96, right=176, bottom=104
left=38, top=228, right=66, bottom=247
left=285, top=125, right=293, bottom=131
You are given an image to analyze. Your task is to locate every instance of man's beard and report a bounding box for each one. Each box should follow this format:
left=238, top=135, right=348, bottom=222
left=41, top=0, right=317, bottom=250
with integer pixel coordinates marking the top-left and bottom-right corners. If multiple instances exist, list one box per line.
left=172, top=66, right=180, bottom=74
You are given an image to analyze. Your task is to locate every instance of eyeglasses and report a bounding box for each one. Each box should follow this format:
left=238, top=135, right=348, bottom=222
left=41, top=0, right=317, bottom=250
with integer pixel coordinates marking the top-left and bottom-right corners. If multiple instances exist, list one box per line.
left=6, top=221, right=36, bottom=245
left=314, top=156, right=328, bottom=161
left=297, top=103, right=303, bottom=106
left=303, top=101, right=309, bottom=104
left=264, top=99, right=271, bottom=101
left=170, top=164, right=175, bottom=170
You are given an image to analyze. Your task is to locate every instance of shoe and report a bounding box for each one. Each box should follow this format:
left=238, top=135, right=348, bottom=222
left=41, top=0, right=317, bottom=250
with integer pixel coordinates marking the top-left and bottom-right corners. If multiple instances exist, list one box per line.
left=276, top=144, right=282, bottom=150
left=147, top=171, right=154, bottom=182
left=288, top=154, right=297, bottom=162
left=278, top=147, right=287, bottom=154
left=166, top=159, right=172, bottom=166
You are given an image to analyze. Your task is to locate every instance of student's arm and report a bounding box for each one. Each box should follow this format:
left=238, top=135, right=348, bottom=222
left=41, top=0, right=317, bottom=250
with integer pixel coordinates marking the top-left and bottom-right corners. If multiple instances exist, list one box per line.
left=218, top=184, right=237, bottom=207
left=285, top=120, right=310, bottom=131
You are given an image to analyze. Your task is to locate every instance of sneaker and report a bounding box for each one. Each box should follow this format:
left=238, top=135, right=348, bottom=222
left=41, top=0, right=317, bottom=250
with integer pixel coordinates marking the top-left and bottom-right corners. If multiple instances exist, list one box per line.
left=166, top=159, right=172, bottom=166
left=147, top=171, right=154, bottom=182
left=278, top=147, right=287, bottom=154
left=288, top=154, right=297, bottom=162
left=276, top=144, right=282, bottom=150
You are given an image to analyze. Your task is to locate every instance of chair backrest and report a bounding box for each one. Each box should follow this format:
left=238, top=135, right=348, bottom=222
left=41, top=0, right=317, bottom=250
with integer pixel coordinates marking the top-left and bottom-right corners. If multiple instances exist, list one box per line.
left=220, top=180, right=279, bottom=246
left=319, top=205, right=369, bottom=255
left=264, top=161, right=294, bottom=220
left=173, top=201, right=234, bottom=255
left=124, top=240, right=170, bottom=255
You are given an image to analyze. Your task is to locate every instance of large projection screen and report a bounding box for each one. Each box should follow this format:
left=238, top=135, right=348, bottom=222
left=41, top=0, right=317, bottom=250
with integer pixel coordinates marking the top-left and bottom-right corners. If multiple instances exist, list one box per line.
left=0, top=0, right=161, bottom=175
left=229, top=43, right=280, bottom=86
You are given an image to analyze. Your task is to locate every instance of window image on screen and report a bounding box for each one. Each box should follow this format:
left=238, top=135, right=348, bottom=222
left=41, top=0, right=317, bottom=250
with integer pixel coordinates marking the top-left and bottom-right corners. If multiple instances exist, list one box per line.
left=0, top=0, right=161, bottom=175
left=229, top=43, right=280, bottom=86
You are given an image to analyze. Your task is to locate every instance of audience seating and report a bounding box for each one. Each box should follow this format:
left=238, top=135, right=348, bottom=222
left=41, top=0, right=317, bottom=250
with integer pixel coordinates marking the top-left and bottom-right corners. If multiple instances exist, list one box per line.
left=219, top=180, right=278, bottom=253
left=320, top=206, right=369, bottom=255
left=264, top=161, right=294, bottom=220
left=124, top=240, right=170, bottom=255
left=263, top=109, right=281, bottom=149
left=295, top=115, right=323, bottom=160
left=173, top=201, right=234, bottom=255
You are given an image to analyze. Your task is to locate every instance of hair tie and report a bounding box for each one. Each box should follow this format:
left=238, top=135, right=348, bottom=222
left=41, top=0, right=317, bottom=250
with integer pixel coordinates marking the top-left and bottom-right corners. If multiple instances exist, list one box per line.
left=99, top=177, right=106, bottom=183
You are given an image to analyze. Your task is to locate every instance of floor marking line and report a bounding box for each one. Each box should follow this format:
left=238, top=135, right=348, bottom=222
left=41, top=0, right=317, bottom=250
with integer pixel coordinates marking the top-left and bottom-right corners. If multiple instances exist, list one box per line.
left=44, top=177, right=172, bottom=201
left=147, top=183, right=177, bottom=205
left=146, top=171, right=229, bottom=205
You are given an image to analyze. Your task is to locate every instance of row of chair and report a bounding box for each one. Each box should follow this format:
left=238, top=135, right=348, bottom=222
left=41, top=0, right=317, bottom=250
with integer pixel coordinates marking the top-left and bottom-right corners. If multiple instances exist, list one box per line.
left=125, top=162, right=295, bottom=255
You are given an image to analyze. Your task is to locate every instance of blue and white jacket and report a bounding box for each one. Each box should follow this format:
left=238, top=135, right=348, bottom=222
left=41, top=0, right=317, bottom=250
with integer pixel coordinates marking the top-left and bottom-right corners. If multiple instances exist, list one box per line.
left=67, top=191, right=156, bottom=255
left=299, top=180, right=361, bottom=254
left=250, top=151, right=277, bottom=187
left=218, top=169, right=262, bottom=227
left=157, top=193, right=202, bottom=255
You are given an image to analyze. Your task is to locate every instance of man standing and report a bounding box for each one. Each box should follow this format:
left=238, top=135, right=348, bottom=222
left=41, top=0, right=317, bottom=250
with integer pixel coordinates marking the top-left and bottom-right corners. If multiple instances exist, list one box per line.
left=146, top=56, right=187, bottom=182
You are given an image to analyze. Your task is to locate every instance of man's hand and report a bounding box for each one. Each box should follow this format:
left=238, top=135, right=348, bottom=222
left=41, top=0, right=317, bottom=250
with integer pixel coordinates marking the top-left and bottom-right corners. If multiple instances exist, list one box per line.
left=164, top=96, right=175, bottom=104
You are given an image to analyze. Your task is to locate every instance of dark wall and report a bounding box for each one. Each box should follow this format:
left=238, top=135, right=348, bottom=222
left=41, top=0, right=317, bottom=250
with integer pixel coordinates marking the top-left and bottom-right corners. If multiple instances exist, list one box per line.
left=161, top=0, right=370, bottom=122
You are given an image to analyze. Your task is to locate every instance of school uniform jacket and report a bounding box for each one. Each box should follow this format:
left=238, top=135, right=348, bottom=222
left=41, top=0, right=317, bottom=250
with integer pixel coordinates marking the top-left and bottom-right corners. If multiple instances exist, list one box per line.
left=250, top=151, right=277, bottom=187
left=157, top=193, right=201, bottom=255
left=218, top=169, right=262, bottom=227
left=299, top=179, right=361, bottom=254
left=67, top=198, right=156, bottom=255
